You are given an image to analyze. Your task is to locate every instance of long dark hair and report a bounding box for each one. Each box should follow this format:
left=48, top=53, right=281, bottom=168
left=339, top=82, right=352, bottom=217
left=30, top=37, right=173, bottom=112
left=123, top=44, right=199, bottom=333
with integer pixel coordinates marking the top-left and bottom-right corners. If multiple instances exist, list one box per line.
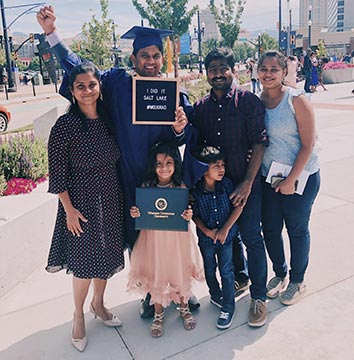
left=143, top=141, right=183, bottom=187
left=68, top=61, right=114, bottom=133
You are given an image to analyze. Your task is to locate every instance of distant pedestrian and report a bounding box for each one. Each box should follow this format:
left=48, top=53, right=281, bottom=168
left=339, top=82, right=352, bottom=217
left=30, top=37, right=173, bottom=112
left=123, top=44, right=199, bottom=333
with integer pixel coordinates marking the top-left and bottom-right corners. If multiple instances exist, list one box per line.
left=284, top=55, right=298, bottom=88
left=310, top=52, right=319, bottom=92
left=249, top=59, right=261, bottom=93
left=303, top=49, right=313, bottom=93
left=23, top=74, right=29, bottom=85
left=317, top=58, right=328, bottom=91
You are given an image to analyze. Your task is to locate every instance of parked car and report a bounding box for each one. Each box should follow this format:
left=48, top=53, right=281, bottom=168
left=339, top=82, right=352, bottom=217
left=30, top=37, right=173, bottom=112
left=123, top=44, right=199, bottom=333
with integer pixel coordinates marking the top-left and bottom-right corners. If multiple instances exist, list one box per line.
left=0, top=104, right=11, bottom=132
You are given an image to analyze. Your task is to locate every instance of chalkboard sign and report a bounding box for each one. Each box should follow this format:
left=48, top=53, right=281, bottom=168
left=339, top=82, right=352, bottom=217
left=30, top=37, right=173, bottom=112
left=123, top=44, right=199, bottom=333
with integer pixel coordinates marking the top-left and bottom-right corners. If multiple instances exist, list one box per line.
left=132, top=77, right=179, bottom=125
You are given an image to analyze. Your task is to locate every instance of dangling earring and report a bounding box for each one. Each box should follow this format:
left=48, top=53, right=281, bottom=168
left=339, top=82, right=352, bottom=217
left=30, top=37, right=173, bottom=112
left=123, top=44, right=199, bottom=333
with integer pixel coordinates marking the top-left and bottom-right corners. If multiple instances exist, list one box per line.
left=100, top=92, right=103, bottom=101
left=72, top=95, right=76, bottom=104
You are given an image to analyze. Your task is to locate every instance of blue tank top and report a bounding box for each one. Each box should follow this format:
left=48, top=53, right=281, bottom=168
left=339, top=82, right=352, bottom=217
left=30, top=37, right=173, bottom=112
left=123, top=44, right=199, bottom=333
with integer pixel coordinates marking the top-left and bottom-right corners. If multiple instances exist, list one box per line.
left=261, top=88, right=320, bottom=177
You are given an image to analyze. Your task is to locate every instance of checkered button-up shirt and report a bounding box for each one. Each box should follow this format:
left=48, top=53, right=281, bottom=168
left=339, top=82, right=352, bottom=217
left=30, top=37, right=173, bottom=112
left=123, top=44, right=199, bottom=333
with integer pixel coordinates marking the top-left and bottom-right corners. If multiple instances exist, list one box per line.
left=190, top=177, right=239, bottom=246
left=192, top=84, right=268, bottom=187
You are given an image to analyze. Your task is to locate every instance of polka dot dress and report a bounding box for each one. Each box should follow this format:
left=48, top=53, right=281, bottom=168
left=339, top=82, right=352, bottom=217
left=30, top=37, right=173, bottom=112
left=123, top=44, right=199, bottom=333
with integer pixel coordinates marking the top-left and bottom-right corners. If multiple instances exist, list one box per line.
left=46, top=112, right=125, bottom=279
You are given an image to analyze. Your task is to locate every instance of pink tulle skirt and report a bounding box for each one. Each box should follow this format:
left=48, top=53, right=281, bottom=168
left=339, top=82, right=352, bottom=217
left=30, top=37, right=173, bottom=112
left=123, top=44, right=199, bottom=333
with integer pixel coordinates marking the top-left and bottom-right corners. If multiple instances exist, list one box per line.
left=127, top=227, right=204, bottom=307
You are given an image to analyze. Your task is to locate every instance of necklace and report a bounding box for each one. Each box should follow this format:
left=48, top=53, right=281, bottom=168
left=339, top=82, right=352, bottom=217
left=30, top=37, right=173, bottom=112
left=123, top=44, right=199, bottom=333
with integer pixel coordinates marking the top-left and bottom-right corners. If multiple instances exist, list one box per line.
left=157, top=182, right=173, bottom=188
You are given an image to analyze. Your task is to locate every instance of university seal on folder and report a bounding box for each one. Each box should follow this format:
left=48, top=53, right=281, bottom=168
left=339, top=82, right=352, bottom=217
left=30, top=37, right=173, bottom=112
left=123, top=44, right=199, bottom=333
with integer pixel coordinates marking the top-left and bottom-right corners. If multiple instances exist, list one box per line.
left=135, top=188, right=188, bottom=231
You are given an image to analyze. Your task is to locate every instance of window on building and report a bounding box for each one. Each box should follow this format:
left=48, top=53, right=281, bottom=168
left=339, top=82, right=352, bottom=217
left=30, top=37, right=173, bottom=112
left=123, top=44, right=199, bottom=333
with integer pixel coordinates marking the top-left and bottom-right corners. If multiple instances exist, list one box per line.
left=338, top=1, right=344, bottom=6
left=337, top=21, right=344, bottom=28
left=337, top=15, right=344, bottom=20
left=337, top=8, right=344, bottom=14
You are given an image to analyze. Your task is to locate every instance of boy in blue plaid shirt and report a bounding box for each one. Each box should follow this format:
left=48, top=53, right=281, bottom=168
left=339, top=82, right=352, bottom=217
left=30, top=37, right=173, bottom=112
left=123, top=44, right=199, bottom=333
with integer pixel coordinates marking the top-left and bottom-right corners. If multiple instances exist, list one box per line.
left=190, top=146, right=243, bottom=329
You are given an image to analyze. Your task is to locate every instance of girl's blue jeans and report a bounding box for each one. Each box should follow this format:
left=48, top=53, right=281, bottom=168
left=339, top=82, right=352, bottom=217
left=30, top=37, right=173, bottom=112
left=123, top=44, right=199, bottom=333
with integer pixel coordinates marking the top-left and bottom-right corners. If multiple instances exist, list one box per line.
left=261, top=171, right=320, bottom=283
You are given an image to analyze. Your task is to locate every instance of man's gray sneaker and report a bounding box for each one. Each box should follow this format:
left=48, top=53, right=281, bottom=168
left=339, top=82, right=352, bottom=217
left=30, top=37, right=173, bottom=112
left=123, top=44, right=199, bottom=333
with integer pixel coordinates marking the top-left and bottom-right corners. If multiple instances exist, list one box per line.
left=280, top=282, right=307, bottom=306
left=266, top=276, right=288, bottom=299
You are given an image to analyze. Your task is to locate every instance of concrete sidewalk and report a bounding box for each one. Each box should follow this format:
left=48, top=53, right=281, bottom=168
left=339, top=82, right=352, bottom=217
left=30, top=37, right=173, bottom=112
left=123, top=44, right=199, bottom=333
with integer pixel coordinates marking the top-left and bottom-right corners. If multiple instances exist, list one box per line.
left=0, top=81, right=354, bottom=359
left=1, top=83, right=61, bottom=106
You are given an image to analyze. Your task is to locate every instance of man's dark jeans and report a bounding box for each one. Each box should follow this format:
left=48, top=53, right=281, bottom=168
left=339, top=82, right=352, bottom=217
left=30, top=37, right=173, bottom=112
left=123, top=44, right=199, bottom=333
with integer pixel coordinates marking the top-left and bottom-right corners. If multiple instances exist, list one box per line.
left=237, top=184, right=267, bottom=300
left=232, top=233, right=249, bottom=283
left=199, top=240, right=235, bottom=314
left=262, top=171, right=320, bottom=283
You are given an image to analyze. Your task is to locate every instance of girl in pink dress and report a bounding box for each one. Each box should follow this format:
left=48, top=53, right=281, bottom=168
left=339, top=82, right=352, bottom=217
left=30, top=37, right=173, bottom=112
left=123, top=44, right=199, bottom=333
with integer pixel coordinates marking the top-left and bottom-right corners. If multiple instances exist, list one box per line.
left=128, top=142, right=204, bottom=338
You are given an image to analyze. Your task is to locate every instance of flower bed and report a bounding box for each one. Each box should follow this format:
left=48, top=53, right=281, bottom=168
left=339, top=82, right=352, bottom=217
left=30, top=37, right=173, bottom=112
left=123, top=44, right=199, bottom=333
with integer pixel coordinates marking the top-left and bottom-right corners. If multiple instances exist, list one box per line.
left=3, top=176, right=47, bottom=196
left=323, top=62, right=354, bottom=84
left=0, top=132, right=48, bottom=196
left=323, top=62, right=354, bottom=70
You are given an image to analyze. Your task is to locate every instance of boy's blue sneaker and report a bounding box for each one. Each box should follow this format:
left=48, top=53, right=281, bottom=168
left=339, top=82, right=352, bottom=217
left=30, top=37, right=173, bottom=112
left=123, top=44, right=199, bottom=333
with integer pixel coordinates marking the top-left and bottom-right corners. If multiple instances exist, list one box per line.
left=210, top=295, right=223, bottom=309
left=217, top=311, right=234, bottom=329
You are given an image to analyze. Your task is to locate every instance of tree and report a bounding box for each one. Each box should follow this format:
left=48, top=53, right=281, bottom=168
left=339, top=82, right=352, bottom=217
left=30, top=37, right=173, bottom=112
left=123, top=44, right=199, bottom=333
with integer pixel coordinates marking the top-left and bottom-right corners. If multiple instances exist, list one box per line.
left=203, top=38, right=221, bottom=56
left=28, top=56, right=41, bottom=71
left=316, top=39, right=327, bottom=57
left=132, top=0, right=197, bottom=77
left=233, top=42, right=254, bottom=62
left=70, top=40, right=89, bottom=60
left=0, top=48, right=6, bottom=67
left=209, top=0, right=246, bottom=49
left=80, top=0, right=113, bottom=69
left=259, top=33, right=278, bottom=53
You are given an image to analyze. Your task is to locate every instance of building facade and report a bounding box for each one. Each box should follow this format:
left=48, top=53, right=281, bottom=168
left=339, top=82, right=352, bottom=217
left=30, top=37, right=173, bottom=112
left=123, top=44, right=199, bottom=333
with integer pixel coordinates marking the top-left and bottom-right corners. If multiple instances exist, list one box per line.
left=327, top=0, right=354, bottom=32
left=299, top=0, right=328, bottom=29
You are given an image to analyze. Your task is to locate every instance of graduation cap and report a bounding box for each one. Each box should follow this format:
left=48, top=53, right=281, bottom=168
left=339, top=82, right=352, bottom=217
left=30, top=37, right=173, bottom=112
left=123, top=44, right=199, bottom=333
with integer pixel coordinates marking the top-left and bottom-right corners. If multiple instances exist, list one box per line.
left=121, top=26, right=173, bottom=54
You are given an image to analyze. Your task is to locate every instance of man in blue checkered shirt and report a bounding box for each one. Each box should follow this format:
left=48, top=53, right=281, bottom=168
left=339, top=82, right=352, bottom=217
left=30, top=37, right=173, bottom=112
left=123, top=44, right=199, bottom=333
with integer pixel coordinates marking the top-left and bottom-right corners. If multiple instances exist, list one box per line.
left=190, top=146, right=243, bottom=330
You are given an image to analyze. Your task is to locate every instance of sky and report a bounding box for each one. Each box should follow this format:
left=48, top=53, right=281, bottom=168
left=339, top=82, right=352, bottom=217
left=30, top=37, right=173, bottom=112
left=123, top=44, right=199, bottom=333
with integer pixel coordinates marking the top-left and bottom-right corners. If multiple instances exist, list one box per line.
left=6, top=0, right=300, bottom=38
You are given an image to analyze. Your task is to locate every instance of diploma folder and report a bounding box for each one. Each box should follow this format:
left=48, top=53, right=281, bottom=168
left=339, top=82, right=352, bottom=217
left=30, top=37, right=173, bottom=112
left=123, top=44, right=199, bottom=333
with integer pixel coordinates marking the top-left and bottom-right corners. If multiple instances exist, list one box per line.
left=135, top=187, right=188, bottom=232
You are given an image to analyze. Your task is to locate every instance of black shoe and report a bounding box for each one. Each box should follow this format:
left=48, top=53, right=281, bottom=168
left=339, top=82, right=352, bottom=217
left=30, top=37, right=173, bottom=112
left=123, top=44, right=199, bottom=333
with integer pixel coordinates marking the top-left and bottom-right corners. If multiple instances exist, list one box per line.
left=139, top=293, right=154, bottom=319
left=234, top=279, right=249, bottom=297
left=210, top=295, right=223, bottom=309
left=188, top=295, right=201, bottom=312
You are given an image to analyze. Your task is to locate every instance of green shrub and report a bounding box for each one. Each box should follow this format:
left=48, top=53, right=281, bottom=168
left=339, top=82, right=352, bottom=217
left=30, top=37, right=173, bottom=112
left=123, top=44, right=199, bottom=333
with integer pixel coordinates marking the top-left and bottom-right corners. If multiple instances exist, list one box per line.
left=0, top=133, right=48, bottom=182
left=0, top=174, right=6, bottom=194
left=238, top=74, right=248, bottom=85
left=182, top=76, right=210, bottom=104
left=180, top=73, right=250, bottom=104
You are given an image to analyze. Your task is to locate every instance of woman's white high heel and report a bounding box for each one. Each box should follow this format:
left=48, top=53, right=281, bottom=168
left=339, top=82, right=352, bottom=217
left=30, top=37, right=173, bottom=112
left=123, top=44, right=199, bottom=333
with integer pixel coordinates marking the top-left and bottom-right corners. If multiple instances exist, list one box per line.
left=71, top=312, right=87, bottom=352
left=90, top=303, right=122, bottom=327
left=71, top=335, right=88, bottom=352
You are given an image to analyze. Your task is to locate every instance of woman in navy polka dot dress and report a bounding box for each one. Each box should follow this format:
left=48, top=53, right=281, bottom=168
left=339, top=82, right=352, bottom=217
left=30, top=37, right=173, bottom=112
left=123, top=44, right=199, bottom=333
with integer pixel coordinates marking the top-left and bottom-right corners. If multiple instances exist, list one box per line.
left=46, top=62, right=125, bottom=352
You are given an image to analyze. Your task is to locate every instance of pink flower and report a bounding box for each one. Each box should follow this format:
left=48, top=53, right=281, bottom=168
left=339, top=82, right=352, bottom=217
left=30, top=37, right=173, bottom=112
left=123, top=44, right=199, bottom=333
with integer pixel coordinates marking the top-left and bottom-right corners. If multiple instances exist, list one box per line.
left=3, top=177, right=37, bottom=196
left=323, top=62, right=354, bottom=70
left=2, top=176, right=49, bottom=196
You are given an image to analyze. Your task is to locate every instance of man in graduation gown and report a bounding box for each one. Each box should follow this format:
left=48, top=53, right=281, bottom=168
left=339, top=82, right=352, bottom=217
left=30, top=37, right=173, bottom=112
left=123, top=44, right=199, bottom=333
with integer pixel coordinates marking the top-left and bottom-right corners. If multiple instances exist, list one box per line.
left=37, top=5, right=200, bottom=317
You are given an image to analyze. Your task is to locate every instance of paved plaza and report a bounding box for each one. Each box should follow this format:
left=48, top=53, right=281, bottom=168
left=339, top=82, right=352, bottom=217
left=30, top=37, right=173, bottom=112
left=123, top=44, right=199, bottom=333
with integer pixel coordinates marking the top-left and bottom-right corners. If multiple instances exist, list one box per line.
left=0, top=80, right=353, bottom=360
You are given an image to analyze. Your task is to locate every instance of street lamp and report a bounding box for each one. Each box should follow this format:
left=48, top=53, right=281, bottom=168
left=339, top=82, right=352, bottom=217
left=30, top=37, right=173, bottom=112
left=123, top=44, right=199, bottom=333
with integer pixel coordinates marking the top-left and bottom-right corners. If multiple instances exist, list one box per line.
left=111, top=21, right=120, bottom=68
left=278, top=0, right=282, bottom=51
left=194, top=10, right=205, bottom=74
left=308, top=4, right=312, bottom=49
left=286, top=0, right=290, bottom=56
left=0, top=0, right=15, bottom=91
left=0, top=1, right=45, bottom=92
left=257, top=35, right=260, bottom=59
